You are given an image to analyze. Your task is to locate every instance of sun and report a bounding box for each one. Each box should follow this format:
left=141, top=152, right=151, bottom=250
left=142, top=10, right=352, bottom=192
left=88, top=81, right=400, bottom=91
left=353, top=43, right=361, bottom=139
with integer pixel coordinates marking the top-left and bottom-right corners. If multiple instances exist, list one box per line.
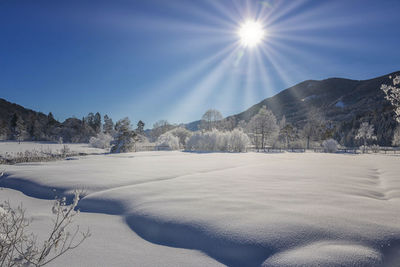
left=238, top=20, right=265, bottom=48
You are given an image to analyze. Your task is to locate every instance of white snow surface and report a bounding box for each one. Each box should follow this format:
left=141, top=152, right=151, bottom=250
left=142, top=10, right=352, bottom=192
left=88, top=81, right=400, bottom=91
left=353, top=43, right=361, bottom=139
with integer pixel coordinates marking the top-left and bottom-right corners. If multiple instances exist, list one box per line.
left=0, top=141, right=106, bottom=156
left=1, top=151, right=400, bottom=266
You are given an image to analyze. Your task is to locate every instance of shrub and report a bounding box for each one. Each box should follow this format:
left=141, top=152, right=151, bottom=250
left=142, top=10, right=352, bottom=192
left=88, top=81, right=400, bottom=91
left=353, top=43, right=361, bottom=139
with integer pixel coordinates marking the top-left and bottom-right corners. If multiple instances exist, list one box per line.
left=228, top=129, right=251, bottom=152
left=166, top=127, right=192, bottom=147
left=370, top=144, right=380, bottom=153
left=156, top=132, right=180, bottom=150
left=0, top=191, right=90, bottom=266
left=359, top=145, right=368, bottom=154
left=322, top=139, right=339, bottom=153
left=186, top=129, right=250, bottom=152
left=89, top=133, right=113, bottom=149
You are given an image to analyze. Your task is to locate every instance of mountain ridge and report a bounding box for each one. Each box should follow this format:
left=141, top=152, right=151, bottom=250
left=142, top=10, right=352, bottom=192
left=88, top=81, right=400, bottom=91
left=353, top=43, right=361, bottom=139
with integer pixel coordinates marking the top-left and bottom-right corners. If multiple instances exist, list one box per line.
left=186, top=71, right=399, bottom=128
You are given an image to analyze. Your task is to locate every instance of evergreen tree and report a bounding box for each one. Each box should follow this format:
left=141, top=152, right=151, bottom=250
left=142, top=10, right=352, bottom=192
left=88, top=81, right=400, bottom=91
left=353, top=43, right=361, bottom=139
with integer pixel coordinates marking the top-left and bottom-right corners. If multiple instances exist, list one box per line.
left=136, top=120, right=145, bottom=135
left=94, top=112, right=102, bottom=133
left=10, top=113, right=18, bottom=130
left=103, top=115, right=114, bottom=135
left=14, top=116, right=26, bottom=143
left=0, top=119, right=8, bottom=140
left=111, top=117, right=137, bottom=153
left=47, top=112, right=57, bottom=126
left=86, top=113, right=95, bottom=130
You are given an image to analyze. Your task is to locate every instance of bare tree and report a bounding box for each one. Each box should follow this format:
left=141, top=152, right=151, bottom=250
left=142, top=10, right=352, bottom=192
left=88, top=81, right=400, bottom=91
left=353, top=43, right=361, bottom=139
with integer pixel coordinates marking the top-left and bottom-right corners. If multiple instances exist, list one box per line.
left=200, top=109, right=223, bottom=131
left=246, top=106, right=279, bottom=151
left=220, top=117, right=236, bottom=131
left=0, top=191, right=90, bottom=266
left=150, top=120, right=174, bottom=142
left=279, top=123, right=296, bottom=149
left=301, top=109, right=326, bottom=149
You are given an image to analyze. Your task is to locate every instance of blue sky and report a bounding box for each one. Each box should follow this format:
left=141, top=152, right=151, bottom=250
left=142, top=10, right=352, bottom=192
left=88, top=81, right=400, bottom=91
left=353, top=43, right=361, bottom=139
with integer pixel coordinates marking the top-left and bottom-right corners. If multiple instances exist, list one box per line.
left=1, top=0, right=400, bottom=127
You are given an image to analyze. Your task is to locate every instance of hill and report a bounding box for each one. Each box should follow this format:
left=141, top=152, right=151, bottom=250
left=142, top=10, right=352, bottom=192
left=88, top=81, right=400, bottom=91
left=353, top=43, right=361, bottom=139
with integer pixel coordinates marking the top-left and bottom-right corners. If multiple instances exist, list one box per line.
left=0, top=98, right=97, bottom=142
left=231, top=71, right=399, bottom=125
left=187, top=71, right=399, bottom=146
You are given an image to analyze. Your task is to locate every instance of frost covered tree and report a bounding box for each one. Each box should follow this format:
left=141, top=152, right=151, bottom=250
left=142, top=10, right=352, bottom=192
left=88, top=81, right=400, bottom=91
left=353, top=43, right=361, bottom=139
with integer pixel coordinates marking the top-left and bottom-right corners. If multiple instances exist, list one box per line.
left=247, top=106, right=279, bottom=151
left=166, top=127, right=192, bottom=148
left=89, top=132, right=113, bottom=149
left=392, top=126, right=400, bottom=146
left=302, top=122, right=316, bottom=149
left=103, top=115, right=114, bottom=135
left=111, top=117, right=137, bottom=153
left=355, top=122, right=377, bottom=152
left=156, top=132, right=180, bottom=150
left=186, top=129, right=250, bottom=152
left=301, top=109, right=325, bottom=149
left=237, top=120, right=247, bottom=130
left=322, top=139, right=339, bottom=153
left=85, top=112, right=101, bottom=133
left=0, top=191, right=90, bottom=266
left=279, top=123, right=296, bottom=149
left=220, top=117, right=236, bottom=131
left=150, top=120, right=174, bottom=142
left=200, top=109, right=223, bottom=131
left=93, top=112, right=102, bottom=133
left=381, top=75, right=400, bottom=146
left=228, top=128, right=251, bottom=152
left=381, top=75, right=400, bottom=123
left=279, top=115, right=286, bottom=130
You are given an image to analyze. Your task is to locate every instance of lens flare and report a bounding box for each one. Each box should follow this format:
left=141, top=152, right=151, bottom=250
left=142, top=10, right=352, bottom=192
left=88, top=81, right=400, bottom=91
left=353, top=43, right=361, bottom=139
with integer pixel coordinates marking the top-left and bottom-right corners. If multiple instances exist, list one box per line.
left=238, top=20, right=265, bottom=47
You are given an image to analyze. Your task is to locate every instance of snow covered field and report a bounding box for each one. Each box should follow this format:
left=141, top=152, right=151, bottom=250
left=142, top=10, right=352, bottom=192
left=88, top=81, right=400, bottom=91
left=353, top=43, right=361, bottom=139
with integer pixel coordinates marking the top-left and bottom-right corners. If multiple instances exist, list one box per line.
left=0, top=141, right=106, bottom=156
left=1, top=151, right=400, bottom=266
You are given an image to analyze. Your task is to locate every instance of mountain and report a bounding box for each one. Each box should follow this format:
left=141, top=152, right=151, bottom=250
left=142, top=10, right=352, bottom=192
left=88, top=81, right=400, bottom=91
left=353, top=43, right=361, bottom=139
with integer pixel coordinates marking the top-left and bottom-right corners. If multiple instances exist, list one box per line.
left=0, top=98, right=48, bottom=124
left=0, top=98, right=48, bottom=139
left=0, top=98, right=97, bottom=142
left=229, top=71, right=399, bottom=125
left=185, top=120, right=201, bottom=131
left=186, top=71, right=399, bottom=146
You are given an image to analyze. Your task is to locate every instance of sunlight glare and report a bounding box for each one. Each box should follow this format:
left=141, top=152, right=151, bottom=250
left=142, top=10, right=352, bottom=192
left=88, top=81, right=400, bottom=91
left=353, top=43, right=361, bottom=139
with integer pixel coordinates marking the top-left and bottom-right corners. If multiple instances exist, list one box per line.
left=238, top=20, right=265, bottom=47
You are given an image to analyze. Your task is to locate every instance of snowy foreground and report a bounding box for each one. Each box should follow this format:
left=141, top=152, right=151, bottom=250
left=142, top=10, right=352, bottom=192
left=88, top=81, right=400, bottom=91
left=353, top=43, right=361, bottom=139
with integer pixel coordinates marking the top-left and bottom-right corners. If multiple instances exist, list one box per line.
left=0, top=141, right=106, bottom=156
left=1, top=151, right=400, bottom=266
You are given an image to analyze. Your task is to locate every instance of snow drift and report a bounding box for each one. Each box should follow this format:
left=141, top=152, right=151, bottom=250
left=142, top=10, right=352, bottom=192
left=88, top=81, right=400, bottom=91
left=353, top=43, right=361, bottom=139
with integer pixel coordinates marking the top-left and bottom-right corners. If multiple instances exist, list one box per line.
left=1, top=151, right=400, bottom=266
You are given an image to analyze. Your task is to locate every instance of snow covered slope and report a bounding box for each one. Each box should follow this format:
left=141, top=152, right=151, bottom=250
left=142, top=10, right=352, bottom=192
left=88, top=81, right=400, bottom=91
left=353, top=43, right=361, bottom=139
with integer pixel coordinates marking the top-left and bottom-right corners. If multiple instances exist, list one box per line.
left=1, top=152, right=400, bottom=266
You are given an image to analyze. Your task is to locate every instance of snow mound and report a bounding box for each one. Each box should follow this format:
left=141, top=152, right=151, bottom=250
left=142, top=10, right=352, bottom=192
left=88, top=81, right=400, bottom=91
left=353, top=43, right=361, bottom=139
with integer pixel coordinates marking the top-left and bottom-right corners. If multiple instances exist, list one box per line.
left=263, top=241, right=382, bottom=267
left=1, top=152, right=400, bottom=266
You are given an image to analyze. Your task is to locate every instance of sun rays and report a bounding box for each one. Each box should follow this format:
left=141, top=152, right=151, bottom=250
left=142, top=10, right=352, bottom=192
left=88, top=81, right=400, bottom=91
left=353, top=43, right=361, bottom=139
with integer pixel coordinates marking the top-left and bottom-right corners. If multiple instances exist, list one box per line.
left=123, top=0, right=368, bottom=124
left=238, top=20, right=265, bottom=47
